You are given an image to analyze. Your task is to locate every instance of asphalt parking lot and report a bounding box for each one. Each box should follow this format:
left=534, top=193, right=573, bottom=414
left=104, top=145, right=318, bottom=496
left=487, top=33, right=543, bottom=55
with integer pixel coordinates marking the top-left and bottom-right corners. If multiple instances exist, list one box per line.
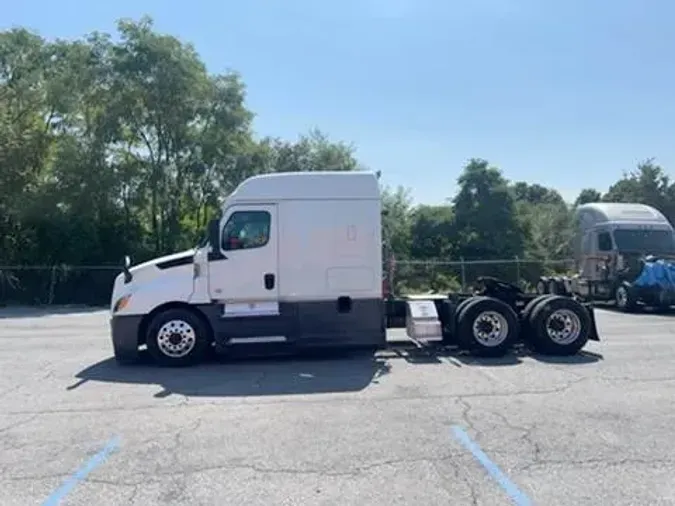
left=1, top=307, right=675, bottom=506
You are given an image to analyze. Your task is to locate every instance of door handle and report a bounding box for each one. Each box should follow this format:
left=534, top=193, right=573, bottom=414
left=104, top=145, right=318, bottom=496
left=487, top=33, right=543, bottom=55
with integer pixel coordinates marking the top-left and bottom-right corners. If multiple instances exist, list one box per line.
left=264, top=273, right=275, bottom=290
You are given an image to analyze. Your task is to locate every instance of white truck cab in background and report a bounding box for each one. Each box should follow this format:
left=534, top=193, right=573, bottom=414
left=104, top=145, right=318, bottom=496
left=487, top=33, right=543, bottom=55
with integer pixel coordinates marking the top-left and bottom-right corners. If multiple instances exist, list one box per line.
left=110, top=171, right=386, bottom=366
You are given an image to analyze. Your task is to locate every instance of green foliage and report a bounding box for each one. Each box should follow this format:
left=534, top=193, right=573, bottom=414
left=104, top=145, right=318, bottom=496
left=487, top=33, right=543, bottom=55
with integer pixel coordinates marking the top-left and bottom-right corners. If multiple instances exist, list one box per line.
left=2, top=19, right=675, bottom=303
left=574, top=188, right=602, bottom=207
left=452, top=158, right=525, bottom=260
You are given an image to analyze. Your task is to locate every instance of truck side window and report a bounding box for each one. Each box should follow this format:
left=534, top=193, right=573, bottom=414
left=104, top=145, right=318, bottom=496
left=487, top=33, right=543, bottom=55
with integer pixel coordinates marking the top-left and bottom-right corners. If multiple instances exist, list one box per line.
left=597, top=232, right=612, bottom=252
left=221, top=211, right=271, bottom=251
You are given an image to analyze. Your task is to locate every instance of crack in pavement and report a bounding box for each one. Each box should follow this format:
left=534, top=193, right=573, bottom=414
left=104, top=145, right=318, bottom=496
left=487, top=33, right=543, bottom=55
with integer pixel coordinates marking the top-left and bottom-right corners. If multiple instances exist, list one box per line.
left=457, top=397, right=484, bottom=442
left=0, top=414, right=39, bottom=434
left=4, top=454, right=466, bottom=485
left=447, top=396, right=674, bottom=484
left=434, top=459, right=479, bottom=506
left=4, top=376, right=594, bottom=416
left=519, top=457, right=675, bottom=472
left=597, top=375, right=675, bottom=384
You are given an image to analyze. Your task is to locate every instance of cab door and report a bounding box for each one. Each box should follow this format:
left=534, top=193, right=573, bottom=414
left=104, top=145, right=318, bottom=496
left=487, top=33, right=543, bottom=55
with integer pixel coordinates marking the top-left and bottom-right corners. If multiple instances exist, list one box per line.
left=591, top=228, right=614, bottom=281
left=208, top=204, right=279, bottom=317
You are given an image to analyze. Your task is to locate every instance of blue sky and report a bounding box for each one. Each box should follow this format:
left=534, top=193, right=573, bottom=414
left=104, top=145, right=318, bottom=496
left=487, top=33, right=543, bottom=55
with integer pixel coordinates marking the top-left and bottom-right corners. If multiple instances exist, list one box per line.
left=4, top=0, right=675, bottom=204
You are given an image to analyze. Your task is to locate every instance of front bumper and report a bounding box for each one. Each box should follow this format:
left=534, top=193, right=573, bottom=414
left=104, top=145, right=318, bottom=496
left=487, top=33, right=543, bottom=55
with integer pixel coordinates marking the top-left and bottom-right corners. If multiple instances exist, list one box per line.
left=110, top=314, right=144, bottom=363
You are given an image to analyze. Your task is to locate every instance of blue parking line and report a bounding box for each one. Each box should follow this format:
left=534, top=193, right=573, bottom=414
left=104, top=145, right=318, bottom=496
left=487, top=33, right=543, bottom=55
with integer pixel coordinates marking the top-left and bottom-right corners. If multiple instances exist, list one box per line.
left=41, top=436, right=121, bottom=506
left=451, top=426, right=532, bottom=506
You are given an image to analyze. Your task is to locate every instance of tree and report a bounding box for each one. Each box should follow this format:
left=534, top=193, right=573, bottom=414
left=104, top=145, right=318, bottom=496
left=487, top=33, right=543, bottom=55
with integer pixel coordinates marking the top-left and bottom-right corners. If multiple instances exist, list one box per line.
left=2, top=18, right=675, bottom=303
left=380, top=185, right=413, bottom=260
left=452, top=159, right=525, bottom=260
left=0, top=18, right=368, bottom=304
left=574, top=188, right=602, bottom=207
left=512, top=182, right=565, bottom=207
left=409, top=205, right=455, bottom=259
left=268, top=128, right=361, bottom=173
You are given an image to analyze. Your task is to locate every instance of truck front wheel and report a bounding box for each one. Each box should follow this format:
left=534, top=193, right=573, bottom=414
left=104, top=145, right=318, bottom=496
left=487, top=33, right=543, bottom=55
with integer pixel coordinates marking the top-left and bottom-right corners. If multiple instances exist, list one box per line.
left=146, top=308, right=210, bottom=367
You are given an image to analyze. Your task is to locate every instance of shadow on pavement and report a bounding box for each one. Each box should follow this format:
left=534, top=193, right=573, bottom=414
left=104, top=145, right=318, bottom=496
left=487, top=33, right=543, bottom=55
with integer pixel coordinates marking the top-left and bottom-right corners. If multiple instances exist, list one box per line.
left=529, top=349, right=604, bottom=364
left=70, top=348, right=392, bottom=398
left=451, top=352, right=523, bottom=367
left=70, top=340, right=604, bottom=398
left=444, top=345, right=603, bottom=367
left=0, top=305, right=106, bottom=319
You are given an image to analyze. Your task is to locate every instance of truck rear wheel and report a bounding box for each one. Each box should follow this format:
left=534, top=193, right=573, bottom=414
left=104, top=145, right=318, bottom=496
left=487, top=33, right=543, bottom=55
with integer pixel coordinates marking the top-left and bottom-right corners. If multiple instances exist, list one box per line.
left=527, top=296, right=590, bottom=355
left=456, top=297, right=519, bottom=357
left=521, top=295, right=555, bottom=335
left=146, top=308, right=210, bottom=367
left=454, top=296, right=487, bottom=325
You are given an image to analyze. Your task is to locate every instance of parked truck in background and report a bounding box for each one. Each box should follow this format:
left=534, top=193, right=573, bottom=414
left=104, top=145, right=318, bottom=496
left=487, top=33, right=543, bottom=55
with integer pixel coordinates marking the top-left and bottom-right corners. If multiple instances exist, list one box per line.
left=109, top=171, right=600, bottom=367
left=536, top=202, right=675, bottom=312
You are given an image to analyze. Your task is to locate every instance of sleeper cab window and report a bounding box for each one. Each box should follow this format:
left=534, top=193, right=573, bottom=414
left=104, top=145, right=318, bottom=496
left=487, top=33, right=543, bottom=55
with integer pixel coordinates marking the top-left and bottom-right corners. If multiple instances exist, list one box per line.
left=221, top=210, right=271, bottom=251
left=597, top=232, right=612, bottom=252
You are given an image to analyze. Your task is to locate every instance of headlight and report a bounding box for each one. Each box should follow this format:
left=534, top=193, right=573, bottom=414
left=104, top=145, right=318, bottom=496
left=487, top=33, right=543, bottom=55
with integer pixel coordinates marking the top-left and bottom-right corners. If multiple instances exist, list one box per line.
left=113, top=294, right=132, bottom=313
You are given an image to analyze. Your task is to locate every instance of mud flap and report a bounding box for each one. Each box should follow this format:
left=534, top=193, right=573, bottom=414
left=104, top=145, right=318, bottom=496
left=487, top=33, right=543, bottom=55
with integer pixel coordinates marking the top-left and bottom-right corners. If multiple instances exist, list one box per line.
left=584, top=303, right=600, bottom=341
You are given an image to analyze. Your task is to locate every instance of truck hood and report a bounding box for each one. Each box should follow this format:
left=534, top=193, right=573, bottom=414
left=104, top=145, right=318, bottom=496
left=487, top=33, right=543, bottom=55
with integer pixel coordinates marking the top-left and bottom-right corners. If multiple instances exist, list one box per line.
left=110, top=249, right=197, bottom=313
left=130, top=249, right=196, bottom=275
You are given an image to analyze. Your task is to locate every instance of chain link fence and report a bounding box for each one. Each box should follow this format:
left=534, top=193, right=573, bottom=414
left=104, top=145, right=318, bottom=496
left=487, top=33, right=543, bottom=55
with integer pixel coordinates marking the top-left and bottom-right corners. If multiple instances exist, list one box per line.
left=0, top=257, right=577, bottom=306
left=0, top=265, right=120, bottom=306
left=388, top=258, right=576, bottom=296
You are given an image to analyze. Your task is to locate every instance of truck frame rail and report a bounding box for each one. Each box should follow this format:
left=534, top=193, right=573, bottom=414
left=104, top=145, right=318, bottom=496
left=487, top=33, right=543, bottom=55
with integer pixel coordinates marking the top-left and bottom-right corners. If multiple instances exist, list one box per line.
left=386, top=276, right=600, bottom=357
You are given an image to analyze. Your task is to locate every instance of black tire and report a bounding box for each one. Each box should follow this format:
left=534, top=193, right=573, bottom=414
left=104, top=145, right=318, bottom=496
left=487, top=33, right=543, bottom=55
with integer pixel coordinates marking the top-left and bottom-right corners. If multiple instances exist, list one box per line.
left=146, top=308, right=211, bottom=367
left=438, top=300, right=455, bottom=343
left=654, top=290, right=671, bottom=313
left=536, top=278, right=548, bottom=295
left=521, top=295, right=555, bottom=335
left=437, top=299, right=454, bottom=326
left=456, top=297, right=520, bottom=357
left=454, top=296, right=485, bottom=325
left=527, top=296, right=591, bottom=355
left=653, top=304, right=670, bottom=314
left=615, top=284, right=637, bottom=313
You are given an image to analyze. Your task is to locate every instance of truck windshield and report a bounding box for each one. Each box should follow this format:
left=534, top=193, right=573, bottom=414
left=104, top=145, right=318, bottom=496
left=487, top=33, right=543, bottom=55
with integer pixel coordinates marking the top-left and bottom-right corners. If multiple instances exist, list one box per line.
left=613, top=229, right=675, bottom=254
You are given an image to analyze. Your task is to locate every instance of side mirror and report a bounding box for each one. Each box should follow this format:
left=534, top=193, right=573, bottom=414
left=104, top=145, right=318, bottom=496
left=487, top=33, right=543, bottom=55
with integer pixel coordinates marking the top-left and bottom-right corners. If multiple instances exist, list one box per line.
left=122, top=255, right=132, bottom=284
left=207, top=218, right=225, bottom=260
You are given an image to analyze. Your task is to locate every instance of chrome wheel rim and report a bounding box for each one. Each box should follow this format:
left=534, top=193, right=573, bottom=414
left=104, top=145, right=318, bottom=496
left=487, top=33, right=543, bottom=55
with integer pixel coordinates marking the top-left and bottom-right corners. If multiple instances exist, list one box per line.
left=157, top=319, right=196, bottom=358
left=472, top=311, right=509, bottom=347
left=545, top=309, right=582, bottom=345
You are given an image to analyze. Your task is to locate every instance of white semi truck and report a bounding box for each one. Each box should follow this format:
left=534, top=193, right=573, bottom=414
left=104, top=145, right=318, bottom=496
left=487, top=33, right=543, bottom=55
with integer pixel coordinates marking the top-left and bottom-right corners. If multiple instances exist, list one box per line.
left=110, top=171, right=600, bottom=367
